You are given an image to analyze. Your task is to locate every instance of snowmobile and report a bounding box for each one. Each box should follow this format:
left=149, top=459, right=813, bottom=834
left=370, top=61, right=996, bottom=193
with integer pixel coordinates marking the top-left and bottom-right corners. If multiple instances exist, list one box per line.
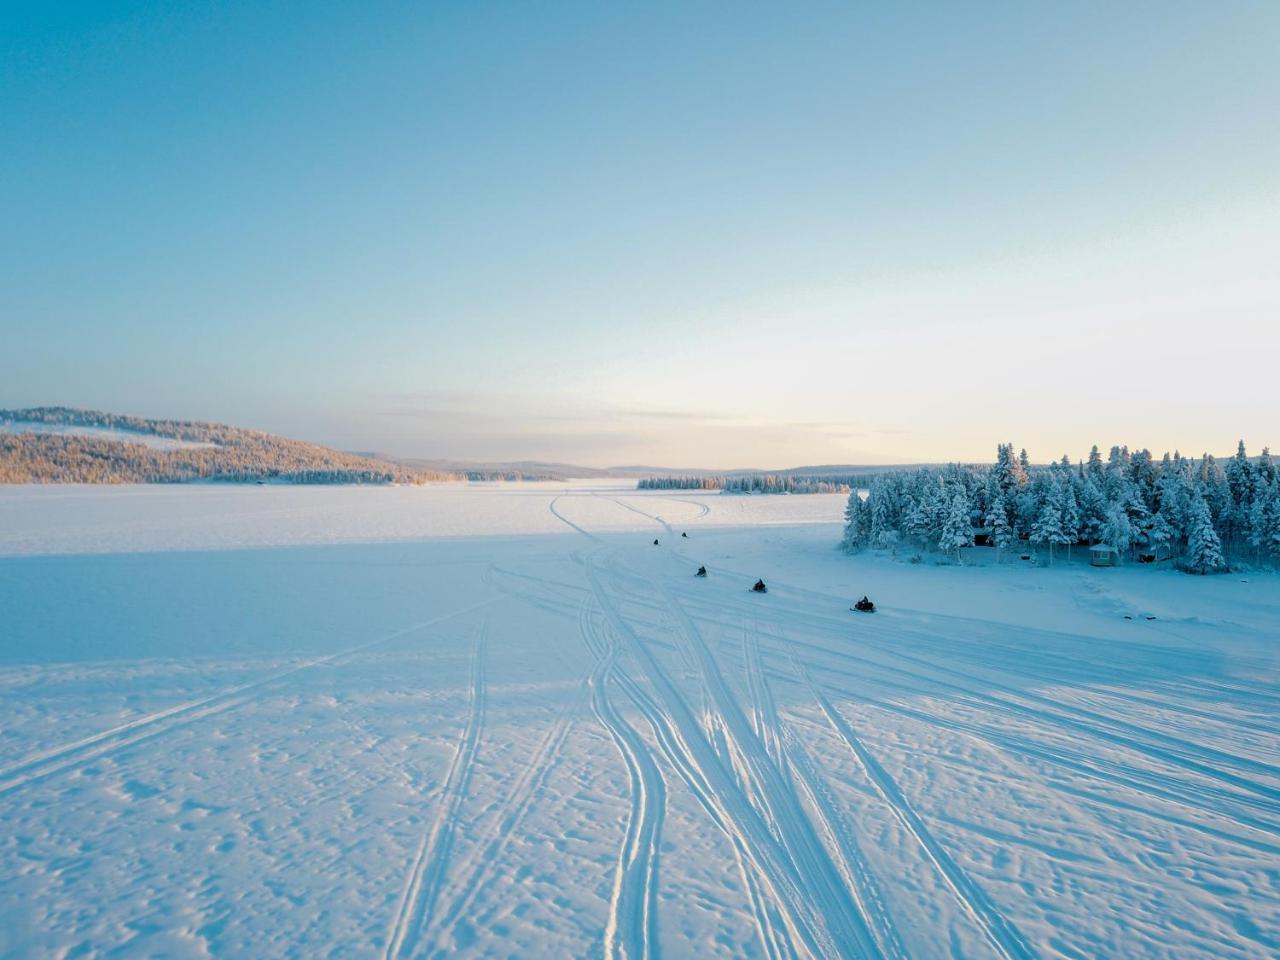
left=695, top=566, right=707, bottom=577
left=653, top=539, right=660, bottom=546
left=681, top=532, right=688, bottom=538
left=852, top=596, right=876, bottom=613
left=751, top=579, right=768, bottom=594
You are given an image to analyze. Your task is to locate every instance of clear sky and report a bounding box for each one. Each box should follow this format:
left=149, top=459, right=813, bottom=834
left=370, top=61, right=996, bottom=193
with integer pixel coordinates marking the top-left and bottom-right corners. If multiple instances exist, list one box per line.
left=2, top=1, right=1277, bottom=468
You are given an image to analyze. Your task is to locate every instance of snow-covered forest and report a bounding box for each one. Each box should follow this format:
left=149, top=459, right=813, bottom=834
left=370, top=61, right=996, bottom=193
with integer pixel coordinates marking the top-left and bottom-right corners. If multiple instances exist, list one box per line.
left=639, top=474, right=858, bottom=494
left=0, top=408, right=460, bottom=484
left=842, top=442, right=1279, bottom=573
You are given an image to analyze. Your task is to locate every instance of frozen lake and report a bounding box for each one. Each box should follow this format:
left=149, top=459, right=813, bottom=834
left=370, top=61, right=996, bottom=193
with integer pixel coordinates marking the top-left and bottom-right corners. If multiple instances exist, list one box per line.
left=0, top=483, right=1276, bottom=958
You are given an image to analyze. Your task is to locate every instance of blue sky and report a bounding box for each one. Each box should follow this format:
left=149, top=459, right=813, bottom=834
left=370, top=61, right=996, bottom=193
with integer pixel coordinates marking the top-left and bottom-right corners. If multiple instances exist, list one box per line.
left=2, top=1, right=1277, bottom=466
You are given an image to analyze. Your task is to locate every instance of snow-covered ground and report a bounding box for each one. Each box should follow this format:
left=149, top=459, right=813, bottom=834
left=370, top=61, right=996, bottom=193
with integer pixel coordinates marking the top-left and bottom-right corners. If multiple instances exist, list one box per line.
left=0, top=483, right=1275, bottom=958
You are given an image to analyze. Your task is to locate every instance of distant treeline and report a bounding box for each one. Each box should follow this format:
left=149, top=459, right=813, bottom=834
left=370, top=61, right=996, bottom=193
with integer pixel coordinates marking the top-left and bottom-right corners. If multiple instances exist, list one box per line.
left=0, top=407, right=461, bottom=484
left=842, top=442, right=1280, bottom=573
left=463, top=470, right=561, bottom=482
left=638, top=474, right=866, bottom=494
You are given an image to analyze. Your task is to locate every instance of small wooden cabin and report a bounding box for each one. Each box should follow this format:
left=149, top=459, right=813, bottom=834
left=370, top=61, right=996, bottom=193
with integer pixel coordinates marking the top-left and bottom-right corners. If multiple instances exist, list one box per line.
left=1089, top=544, right=1117, bottom=567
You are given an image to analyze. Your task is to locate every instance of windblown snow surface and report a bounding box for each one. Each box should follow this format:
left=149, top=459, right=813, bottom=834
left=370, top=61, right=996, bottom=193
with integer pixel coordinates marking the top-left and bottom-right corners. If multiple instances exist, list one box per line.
left=0, top=483, right=1276, bottom=959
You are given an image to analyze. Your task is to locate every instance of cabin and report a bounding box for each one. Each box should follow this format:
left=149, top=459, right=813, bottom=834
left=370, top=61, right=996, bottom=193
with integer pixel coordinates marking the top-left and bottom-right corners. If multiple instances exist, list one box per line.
left=1089, top=544, right=1118, bottom=567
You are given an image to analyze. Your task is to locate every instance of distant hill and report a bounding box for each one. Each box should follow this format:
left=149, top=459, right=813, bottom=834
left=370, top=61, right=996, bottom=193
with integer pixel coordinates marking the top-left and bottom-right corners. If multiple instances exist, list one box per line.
left=613, top=462, right=934, bottom=478
left=374, top=458, right=925, bottom=482
left=0, top=408, right=461, bottom=484
left=0, top=407, right=942, bottom=485
left=368, top=456, right=617, bottom=482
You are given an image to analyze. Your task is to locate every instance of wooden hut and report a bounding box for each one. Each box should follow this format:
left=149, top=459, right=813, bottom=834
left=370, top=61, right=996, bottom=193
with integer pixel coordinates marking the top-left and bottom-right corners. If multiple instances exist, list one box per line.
left=1089, top=544, right=1117, bottom=567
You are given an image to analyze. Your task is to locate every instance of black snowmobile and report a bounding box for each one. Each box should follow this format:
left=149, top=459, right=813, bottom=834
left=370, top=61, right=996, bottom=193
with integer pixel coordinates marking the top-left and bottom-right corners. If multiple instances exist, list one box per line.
left=751, top=579, right=768, bottom=594
left=695, top=565, right=707, bottom=577
left=653, top=539, right=660, bottom=546
left=852, top=596, right=876, bottom=613
left=681, top=532, right=688, bottom=538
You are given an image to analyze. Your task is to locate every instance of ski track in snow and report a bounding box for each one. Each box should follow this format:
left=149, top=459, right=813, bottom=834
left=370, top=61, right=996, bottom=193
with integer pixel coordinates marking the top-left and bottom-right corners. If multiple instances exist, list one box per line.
left=791, top=650, right=1035, bottom=960
left=384, top=623, right=488, bottom=960
left=0, top=601, right=494, bottom=797
left=2, top=485, right=1277, bottom=959
left=422, top=674, right=588, bottom=955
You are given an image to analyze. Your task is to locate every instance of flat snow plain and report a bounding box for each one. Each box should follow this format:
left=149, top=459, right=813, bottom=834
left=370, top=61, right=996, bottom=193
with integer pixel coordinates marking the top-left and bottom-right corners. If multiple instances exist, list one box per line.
left=0, top=482, right=1276, bottom=959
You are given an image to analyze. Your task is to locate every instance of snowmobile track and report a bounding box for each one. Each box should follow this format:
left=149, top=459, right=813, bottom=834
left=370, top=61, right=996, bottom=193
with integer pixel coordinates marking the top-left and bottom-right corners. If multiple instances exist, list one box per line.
left=384, top=623, right=488, bottom=960
left=0, top=601, right=494, bottom=798
left=579, top=594, right=666, bottom=960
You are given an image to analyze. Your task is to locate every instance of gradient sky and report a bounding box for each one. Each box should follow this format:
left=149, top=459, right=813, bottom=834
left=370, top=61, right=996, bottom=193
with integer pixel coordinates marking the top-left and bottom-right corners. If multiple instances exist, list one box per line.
left=2, top=1, right=1277, bottom=467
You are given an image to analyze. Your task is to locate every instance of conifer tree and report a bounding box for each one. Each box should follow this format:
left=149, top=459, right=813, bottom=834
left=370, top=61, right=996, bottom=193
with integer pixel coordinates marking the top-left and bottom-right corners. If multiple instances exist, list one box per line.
left=841, top=491, right=867, bottom=552
left=1031, top=484, right=1065, bottom=565
left=1148, top=511, right=1173, bottom=560
left=986, top=495, right=1014, bottom=562
left=1102, top=504, right=1133, bottom=561
left=1257, top=447, right=1275, bottom=488
left=940, top=491, right=974, bottom=562
left=1086, top=445, right=1104, bottom=479
left=1186, top=495, right=1226, bottom=574
left=1060, top=483, right=1081, bottom=560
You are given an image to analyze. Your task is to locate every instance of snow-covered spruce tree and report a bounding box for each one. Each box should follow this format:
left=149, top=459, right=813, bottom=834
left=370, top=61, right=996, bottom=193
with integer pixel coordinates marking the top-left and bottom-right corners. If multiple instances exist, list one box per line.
left=868, top=480, right=893, bottom=545
left=1148, top=511, right=1174, bottom=559
left=841, top=490, right=868, bottom=552
left=1123, top=492, right=1152, bottom=561
left=1030, top=483, right=1065, bottom=565
left=1256, top=447, right=1275, bottom=488
left=1154, top=464, right=1190, bottom=544
left=1224, top=441, right=1254, bottom=551
left=986, top=494, right=1014, bottom=562
left=940, top=491, right=974, bottom=562
left=1077, top=475, right=1107, bottom=544
left=1086, top=444, right=1104, bottom=480
left=921, top=478, right=949, bottom=547
left=1185, top=494, right=1226, bottom=574
left=1268, top=491, right=1280, bottom=563
left=1101, top=504, right=1134, bottom=563
left=1246, top=492, right=1272, bottom=565
left=1060, top=482, right=1081, bottom=560
left=904, top=496, right=930, bottom=548
left=992, top=443, right=1028, bottom=500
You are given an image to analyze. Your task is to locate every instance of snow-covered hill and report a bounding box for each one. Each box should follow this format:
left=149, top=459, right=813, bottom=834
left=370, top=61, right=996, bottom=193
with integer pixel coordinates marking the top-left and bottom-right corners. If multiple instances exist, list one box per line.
left=0, top=419, right=219, bottom=451
left=0, top=407, right=458, bottom=484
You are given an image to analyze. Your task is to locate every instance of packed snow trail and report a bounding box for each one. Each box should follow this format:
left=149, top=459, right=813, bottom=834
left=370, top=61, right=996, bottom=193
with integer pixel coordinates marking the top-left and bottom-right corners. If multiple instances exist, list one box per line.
left=582, top=556, right=884, bottom=958
left=580, top=593, right=666, bottom=960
